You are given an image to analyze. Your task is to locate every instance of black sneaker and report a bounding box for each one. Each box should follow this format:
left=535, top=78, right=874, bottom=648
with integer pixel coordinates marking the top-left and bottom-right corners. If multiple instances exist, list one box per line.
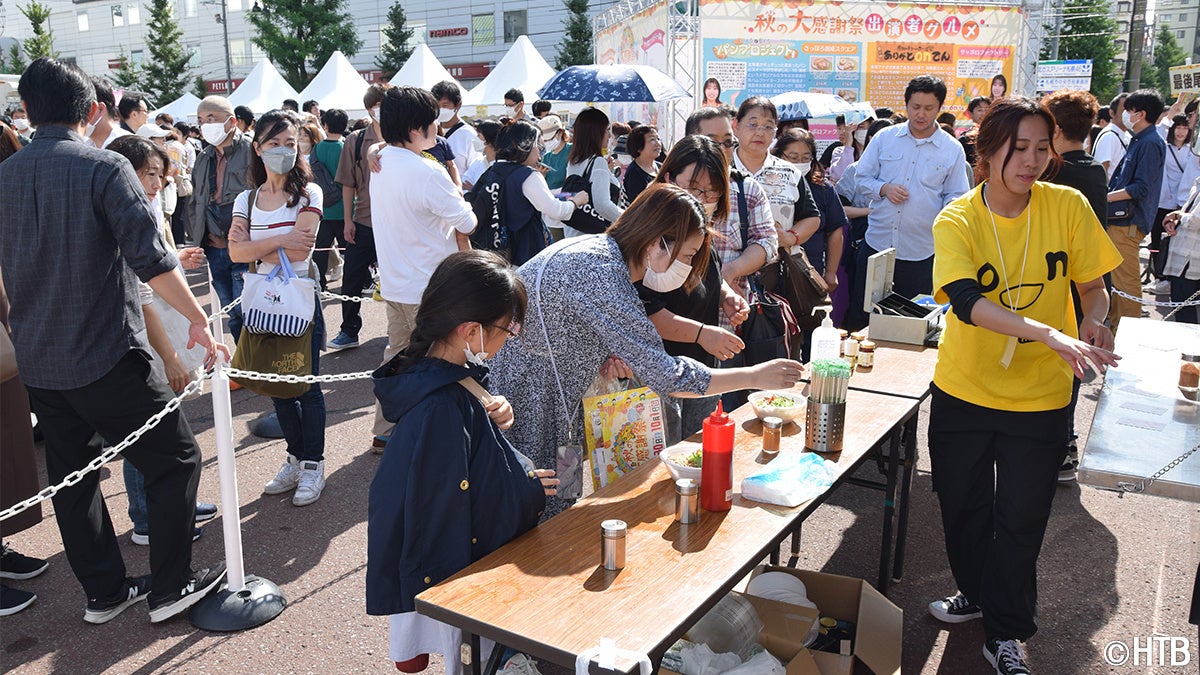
left=83, top=575, right=150, bottom=624
left=148, top=564, right=227, bottom=623
left=1058, top=441, right=1079, bottom=483
left=0, top=543, right=48, bottom=580
left=0, top=584, right=37, bottom=616
left=983, top=638, right=1031, bottom=674
left=194, top=502, right=219, bottom=523
left=928, top=591, right=983, bottom=623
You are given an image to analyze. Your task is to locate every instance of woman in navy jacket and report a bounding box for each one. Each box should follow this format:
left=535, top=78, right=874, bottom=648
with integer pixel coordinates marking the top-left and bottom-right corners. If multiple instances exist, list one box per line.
left=367, top=250, right=557, bottom=674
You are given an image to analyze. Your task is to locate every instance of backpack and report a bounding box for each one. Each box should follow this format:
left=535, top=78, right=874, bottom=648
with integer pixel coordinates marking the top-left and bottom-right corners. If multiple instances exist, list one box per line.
left=464, top=162, right=524, bottom=254
left=309, top=151, right=340, bottom=208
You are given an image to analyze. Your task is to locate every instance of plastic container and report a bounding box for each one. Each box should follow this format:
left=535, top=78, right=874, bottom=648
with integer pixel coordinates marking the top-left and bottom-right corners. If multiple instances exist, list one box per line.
left=685, top=593, right=764, bottom=660
left=761, top=416, right=782, bottom=455
left=810, top=306, right=840, bottom=362
left=700, top=403, right=734, bottom=512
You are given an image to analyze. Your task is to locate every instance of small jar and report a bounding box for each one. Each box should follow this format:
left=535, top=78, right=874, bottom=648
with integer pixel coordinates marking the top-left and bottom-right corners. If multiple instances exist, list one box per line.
left=761, top=416, right=783, bottom=455
left=850, top=331, right=867, bottom=344
left=675, top=479, right=699, bottom=524
left=601, top=519, right=627, bottom=570
left=1180, top=352, right=1199, bottom=401
left=857, top=340, right=875, bottom=370
left=843, top=339, right=859, bottom=369
left=838, top=330, right=849, bottom=356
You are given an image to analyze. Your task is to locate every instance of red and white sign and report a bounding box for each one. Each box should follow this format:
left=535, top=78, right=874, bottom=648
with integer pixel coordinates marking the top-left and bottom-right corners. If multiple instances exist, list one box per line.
left=205, top=79, right=246, bottom=94
left=429, top=27, right=469, bottom=39
left=446, top=62, right=491, bottom=79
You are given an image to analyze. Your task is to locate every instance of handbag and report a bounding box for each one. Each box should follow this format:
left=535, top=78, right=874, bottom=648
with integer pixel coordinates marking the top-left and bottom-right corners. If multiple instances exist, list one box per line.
left=1107, top=199, right=1132, bottom=223
left=241, top=248, right=317, bottom=337
left=561, top=157, right=616, bottom=234
left=760, top=248, right=830, bottom=333
left=230, top=326, right=313, bottom=398
left=581, top=377, right=667, bottom=491
left=739, top=278, right=799, bottom=366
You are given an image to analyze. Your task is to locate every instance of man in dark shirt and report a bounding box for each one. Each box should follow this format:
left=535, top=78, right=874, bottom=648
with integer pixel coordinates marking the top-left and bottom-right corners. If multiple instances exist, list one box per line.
left=0, top=58, right=228, bottom=624
left=1106, top=88, right=1167, bottom=331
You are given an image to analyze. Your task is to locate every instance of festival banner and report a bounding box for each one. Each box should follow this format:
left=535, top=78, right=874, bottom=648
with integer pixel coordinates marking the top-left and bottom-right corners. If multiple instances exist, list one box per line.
left=698, top=0, right=1022, bottom=115
left=594, top=0, right=672, bottom=126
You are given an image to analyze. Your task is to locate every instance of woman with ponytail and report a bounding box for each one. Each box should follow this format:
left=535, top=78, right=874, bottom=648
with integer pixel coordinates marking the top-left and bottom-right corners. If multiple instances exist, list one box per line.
left=366, top=250, right=558, bottom=675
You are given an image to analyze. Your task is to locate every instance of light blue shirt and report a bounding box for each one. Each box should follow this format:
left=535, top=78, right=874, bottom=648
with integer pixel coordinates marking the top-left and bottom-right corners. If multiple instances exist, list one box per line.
left=856, top=122, right=970, bottom=260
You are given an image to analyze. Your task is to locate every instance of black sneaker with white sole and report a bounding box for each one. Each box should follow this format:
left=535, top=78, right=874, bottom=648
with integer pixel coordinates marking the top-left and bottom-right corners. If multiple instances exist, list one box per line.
left=83, top=575, right=151, bottom=624
left=928, top=591, right=983, bottom=623
left=983, top=638, right=1031, bottom=674
left=148, top=564, right=227, bottom=623
left=1058, top=441, right=1079, bottom=483
left=0, top=543, right=49, bottom=580
left=0, top=584, right=37, bottom=616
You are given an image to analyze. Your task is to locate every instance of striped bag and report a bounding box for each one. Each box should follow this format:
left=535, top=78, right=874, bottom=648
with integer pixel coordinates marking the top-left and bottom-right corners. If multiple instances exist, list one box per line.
left=241, top=250, right=316, bottom=338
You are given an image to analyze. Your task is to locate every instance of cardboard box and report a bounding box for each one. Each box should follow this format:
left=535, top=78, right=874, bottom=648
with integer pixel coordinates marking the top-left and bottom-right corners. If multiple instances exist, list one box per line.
left=862, top=248, right=942, bottom=346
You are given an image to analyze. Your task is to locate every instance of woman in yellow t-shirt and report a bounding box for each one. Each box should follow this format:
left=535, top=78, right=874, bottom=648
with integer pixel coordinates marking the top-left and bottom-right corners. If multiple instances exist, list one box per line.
left=926, top=97, right=1122, bottom=675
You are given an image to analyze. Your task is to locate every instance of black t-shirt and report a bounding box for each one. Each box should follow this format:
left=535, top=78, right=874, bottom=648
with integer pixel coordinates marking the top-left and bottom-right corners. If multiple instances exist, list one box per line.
left=1050, top=150, right=1108, bottom=228
left=623, top=162, right=656, bottom=204
left=635, top=255, right=722, bottom=367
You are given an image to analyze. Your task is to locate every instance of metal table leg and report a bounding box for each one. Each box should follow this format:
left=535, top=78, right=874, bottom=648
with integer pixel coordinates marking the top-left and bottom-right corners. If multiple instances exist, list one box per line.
left=892, top=413, right=918, bottom=582
left=877, top=425, right=902, bottom=592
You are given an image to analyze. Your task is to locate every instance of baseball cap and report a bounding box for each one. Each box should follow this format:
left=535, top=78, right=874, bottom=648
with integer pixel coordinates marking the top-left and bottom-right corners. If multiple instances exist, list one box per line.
left=136, top=124, right=172, bottom=139
left=537, top=114, right=563, bottom=141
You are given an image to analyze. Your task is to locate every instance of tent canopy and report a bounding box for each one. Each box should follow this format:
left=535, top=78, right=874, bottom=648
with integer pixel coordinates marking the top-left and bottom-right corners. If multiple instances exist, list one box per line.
left=298, top=51, right=370, bottom=117
left=390, top=44, right=462, bottom=92
left=463, top=35, right=555, bottom=107
left=228, top=59, right=300, bottom=115
left=151, top=92, right=202, bottom=122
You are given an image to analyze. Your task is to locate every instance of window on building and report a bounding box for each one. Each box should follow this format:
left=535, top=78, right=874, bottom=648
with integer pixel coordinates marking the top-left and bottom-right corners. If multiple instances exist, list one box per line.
left=111, top=5, right=124, bottom=27
left=472, top=13, right=495, bottom=46
left=503, top=9, right=527, bottom=43
left=230, top=39, right=247, bottom=66
left=1118, top=21, right=1129, bottom=32
left=127, top=4, right=140, bottom=24
left=1182, top=13, right=1190, bottom=21
left=1117, top=1, right=1130, bottom=12
left=77, top=9, right=90, bottom=32
left=250, top=41, right=266, bottom=62
left=1116, top=39, right=1127, bottom=51
left=187, top=44, right=201, bottom=68
left=130, top=49, right=145, bottom=67
left=1180, top=30, right=1188, bottom=39
left=227, top=0, right=242, bottom=11
left=411, top=21, right=427, bottom=47
left=179, top=0, right=197, bottom=18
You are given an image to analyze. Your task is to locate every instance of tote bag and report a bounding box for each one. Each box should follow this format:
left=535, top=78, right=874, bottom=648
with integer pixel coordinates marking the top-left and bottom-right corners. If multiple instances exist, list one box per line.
left=241, top=249, right=316, bottom=337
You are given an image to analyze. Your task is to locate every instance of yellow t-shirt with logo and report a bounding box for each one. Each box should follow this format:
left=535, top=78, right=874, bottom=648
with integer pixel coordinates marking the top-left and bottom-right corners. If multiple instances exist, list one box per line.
left=932, top=181, right=1122, bottom=412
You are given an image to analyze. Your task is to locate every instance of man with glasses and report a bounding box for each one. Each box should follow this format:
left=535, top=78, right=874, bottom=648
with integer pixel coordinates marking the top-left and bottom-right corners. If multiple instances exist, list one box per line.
left=850, top=75, right=969, bottom=323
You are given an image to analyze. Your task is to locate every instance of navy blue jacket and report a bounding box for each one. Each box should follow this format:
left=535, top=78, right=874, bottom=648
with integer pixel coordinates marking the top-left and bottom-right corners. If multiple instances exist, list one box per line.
left=1109, top=123, right=1166, bottom=233
left=501, top=164, right=553, bottom=266
left=366, top=356, right=545, bottom=616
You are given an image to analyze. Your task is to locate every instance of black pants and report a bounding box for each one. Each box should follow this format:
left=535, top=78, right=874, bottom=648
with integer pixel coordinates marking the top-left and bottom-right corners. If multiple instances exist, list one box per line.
left=928, top=384, right=1069, bottom=642
left=339, top=221, right=377, bottom=337
left=171, top=194, right=190, bottom=246
left=26, top=351, right=200, bottom=600
left=845, top=242, right=935, bottom=330
left=1170, top=274, right=1200, bottom=324
left=313, top=218, right=348, bottom=291
left=1150, top=208, right=1173, bottom=279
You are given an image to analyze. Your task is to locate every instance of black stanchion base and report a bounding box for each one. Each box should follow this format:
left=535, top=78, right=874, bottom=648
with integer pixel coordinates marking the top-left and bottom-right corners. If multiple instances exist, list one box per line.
left=248, top=412, right=284, bottom=439
left=191, top=575, right=286, bottom=632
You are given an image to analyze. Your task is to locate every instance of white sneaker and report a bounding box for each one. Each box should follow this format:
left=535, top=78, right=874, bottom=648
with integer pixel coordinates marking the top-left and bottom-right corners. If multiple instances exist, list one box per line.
left=497, top=654, right=542, bottom=675
left=1144, top=279, right=1170, bottom=295
left=263, top=456, right=300, bottom=495
left=292, top=460, right=326, bottom=506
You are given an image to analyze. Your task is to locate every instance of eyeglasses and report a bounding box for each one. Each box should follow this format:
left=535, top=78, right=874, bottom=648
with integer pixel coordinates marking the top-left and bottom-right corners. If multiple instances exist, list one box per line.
left=492, top=320, right=521, bottom=339
left=743, top=121, right=777, bottom=134
left=682, top=185, right=723, bottom=201
left=708, top=137, right=738, bottom=149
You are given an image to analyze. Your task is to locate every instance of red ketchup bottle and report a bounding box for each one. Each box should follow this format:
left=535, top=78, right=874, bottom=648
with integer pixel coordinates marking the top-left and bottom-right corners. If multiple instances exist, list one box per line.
left=700, top=402, right=734, bottom=512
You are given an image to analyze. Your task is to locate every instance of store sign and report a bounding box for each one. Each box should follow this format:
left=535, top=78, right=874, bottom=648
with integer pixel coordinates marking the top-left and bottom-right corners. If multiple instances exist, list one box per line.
left=429, top=27, right=469, bottom=38
left=205, top=79, right=246, bottom=94
left=1035, top=59, right=1092, bottom=92
left=1169, top=63, right=1200, bottom=95
left=446, top=62, right=491, bottom=79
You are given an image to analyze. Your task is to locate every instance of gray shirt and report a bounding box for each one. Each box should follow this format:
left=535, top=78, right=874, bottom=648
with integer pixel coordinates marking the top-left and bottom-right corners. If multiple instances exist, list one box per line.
left=0, top=126, right=178, bottom=389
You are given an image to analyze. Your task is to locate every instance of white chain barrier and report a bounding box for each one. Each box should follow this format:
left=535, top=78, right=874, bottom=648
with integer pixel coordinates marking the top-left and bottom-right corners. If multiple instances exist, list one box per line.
left=0, top=374, right=209, bottom=523
left=1111, top=288, right=1200, bottom=308
left=226, top=367, right=375, bottom=384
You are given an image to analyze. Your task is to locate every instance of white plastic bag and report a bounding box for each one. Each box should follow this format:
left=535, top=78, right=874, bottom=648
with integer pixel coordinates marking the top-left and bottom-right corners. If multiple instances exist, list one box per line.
left=722, top=650, right=785, bottom=675
left=679, top=643, right=742, bottom=675
left=576, top=639, right=651, bottom=675
left=741, top=451, right=835, bottom=507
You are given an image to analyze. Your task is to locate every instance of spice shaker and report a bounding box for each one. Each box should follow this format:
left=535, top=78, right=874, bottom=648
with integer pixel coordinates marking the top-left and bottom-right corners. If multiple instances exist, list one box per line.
left=675, top=479, right=699, bottom=524
left=761, top=416, right=782, bottom=456
left=1180, top=351, right=1199, bottom=401
left=601, top=519, right=627, bottom=570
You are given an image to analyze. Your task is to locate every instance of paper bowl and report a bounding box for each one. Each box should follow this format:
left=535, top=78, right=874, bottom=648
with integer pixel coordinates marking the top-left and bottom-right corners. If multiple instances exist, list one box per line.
left=661, top=449, right=703, bottom=483
left=748, top=391, right=806, bottom=424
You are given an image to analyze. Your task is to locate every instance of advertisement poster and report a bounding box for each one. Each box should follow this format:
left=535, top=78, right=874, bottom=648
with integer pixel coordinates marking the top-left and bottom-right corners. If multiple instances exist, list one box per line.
left=698, top=0, right=1022, bottom=115
left=595, top=0, right=671, bottom=127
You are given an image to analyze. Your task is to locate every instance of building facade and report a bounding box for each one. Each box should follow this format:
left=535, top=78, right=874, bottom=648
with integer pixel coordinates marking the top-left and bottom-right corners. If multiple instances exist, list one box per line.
left=1155, top=0, right=1200, bottom=64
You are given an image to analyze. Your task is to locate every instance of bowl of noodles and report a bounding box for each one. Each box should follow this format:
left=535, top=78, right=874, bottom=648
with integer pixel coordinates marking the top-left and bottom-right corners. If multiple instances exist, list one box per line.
left=748, top=391, right=806, bottom=424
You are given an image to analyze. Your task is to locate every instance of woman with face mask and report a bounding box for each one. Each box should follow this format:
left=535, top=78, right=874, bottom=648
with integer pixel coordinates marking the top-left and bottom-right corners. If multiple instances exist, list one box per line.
left=773, top=129, right=846, bottom=294
left=487, top=184, right=807, bottom=518
left=461, top=120, right=502, bottom=191
left=228, top=109, right=328, bottom=507
left=562, top=108, right=625, bottom=237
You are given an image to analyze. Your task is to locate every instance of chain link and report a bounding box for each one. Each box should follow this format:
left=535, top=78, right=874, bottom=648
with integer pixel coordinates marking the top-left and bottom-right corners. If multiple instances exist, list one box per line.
left=1111, top=288, right=1200, bottom=308
left=1114, top=443, right=1200, bottom=494
left=226, top=367, right=375, bottom=383
left=0, top=374, right=210, bottom=523
left=208, top=296, right=242, bottom=324
left=318, top=290, right=383, bottom=304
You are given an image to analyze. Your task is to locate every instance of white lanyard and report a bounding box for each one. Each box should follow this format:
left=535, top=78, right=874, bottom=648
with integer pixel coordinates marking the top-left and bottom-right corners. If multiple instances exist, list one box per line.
left=982, top=182, right=1032, bottom=369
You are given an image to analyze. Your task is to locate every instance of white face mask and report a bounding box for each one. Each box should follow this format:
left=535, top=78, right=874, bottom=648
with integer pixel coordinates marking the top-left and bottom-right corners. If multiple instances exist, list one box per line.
left=543, top=137, right=561, bottom=153
left=643, top=238, right=693, bottom=292
left=616, top=153, right=633, bottom=167
left=463, top=325, right=488, bottom=366
left=702, top=202, right=718, bottom=217
left=262, top=146, right=297, bottom=175
left=85, top=107, right=104, bottom=138
left=472, top=136, right=486, bottom=152
left=298, top=140, right=313, bottom=155
left=370, top=106, right=381, bottom=123
left=438, top=107, right=456, bottom=124
left=201, top=121, right=229, bottom=146
left=504, top=105, right=517, bottom=117
left=853, top=129, right=867, bottom=145
left=1122, top=109, right=1137, bottom=129
left=792, top=161, right=812, bottom=176
left=13, top=118, right=29, bottom=131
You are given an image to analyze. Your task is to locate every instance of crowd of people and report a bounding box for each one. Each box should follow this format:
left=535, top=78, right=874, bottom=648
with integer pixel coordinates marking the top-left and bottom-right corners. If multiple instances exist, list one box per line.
left=1, top=55, right=1199, bottom=675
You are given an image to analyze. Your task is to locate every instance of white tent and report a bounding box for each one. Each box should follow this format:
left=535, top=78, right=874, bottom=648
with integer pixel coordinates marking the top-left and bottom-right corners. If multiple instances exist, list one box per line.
left=390, top=44, right=462, bottom=92
left=152, top=92, right=202, bottom=123
left=298, top=51, right=371, bottom=118
left=463, top=35, right=556, bottom=107
left=227, top=59, right=300, bottom=115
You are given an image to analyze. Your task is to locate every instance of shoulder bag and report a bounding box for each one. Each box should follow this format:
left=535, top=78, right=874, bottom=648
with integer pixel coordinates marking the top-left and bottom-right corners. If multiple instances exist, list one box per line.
left=561, top=157, right=616, bottom=234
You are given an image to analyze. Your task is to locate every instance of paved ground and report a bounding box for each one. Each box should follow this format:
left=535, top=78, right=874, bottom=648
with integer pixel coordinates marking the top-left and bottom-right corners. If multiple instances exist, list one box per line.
left=1, top=267, right=1197, bottom=674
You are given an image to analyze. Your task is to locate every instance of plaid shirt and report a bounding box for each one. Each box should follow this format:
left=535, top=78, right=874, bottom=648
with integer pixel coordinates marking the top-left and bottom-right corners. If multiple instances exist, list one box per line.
left=0, top=126, right=177, bottom=389
left=711, top=173, right=777, bottom=328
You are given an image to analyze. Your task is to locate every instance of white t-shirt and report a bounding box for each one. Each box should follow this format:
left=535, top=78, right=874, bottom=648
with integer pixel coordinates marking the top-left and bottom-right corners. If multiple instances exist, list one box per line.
left=233, top=183, right=323, bottom=277
left=463, top=158, right=491, bottom=189
left=442, top=121, right=478, bottom=177
left=370, top=146, right=476, bottom=304
left=1092, top=127, right=1130, bottom=181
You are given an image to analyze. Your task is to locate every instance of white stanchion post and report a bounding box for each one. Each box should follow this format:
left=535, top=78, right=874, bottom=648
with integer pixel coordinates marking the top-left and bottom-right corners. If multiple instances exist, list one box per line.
left=208, top=278, right=246, bottom=593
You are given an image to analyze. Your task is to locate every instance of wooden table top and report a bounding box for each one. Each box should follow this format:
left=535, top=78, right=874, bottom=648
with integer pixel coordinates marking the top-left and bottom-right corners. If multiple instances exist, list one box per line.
left=824, top=340, right=939, bottom=401
left=416, top=389, right=919, bottom=670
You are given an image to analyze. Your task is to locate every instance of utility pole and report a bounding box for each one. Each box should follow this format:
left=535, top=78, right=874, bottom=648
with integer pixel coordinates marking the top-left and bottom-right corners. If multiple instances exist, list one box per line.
left=1126, top=0, right=1148, bottom=90
left=1048, top=0, right=1062, bottom=61
left=219, top=0, right=232, bottom=94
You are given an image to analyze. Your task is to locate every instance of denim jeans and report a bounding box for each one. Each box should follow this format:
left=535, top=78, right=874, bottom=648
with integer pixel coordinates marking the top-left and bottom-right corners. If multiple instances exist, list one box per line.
left=124, top=459, right=149, bottom=534
left=273, top=303, right=326, bottom=462
left=204, top=244, right=248, bottom=342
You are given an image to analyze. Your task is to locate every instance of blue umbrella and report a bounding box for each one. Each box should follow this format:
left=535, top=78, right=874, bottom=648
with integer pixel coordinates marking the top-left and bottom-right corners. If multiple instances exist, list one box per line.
left=770, top=92, right=855, bottom=121
left=538, top=65, right=690, bottom=103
